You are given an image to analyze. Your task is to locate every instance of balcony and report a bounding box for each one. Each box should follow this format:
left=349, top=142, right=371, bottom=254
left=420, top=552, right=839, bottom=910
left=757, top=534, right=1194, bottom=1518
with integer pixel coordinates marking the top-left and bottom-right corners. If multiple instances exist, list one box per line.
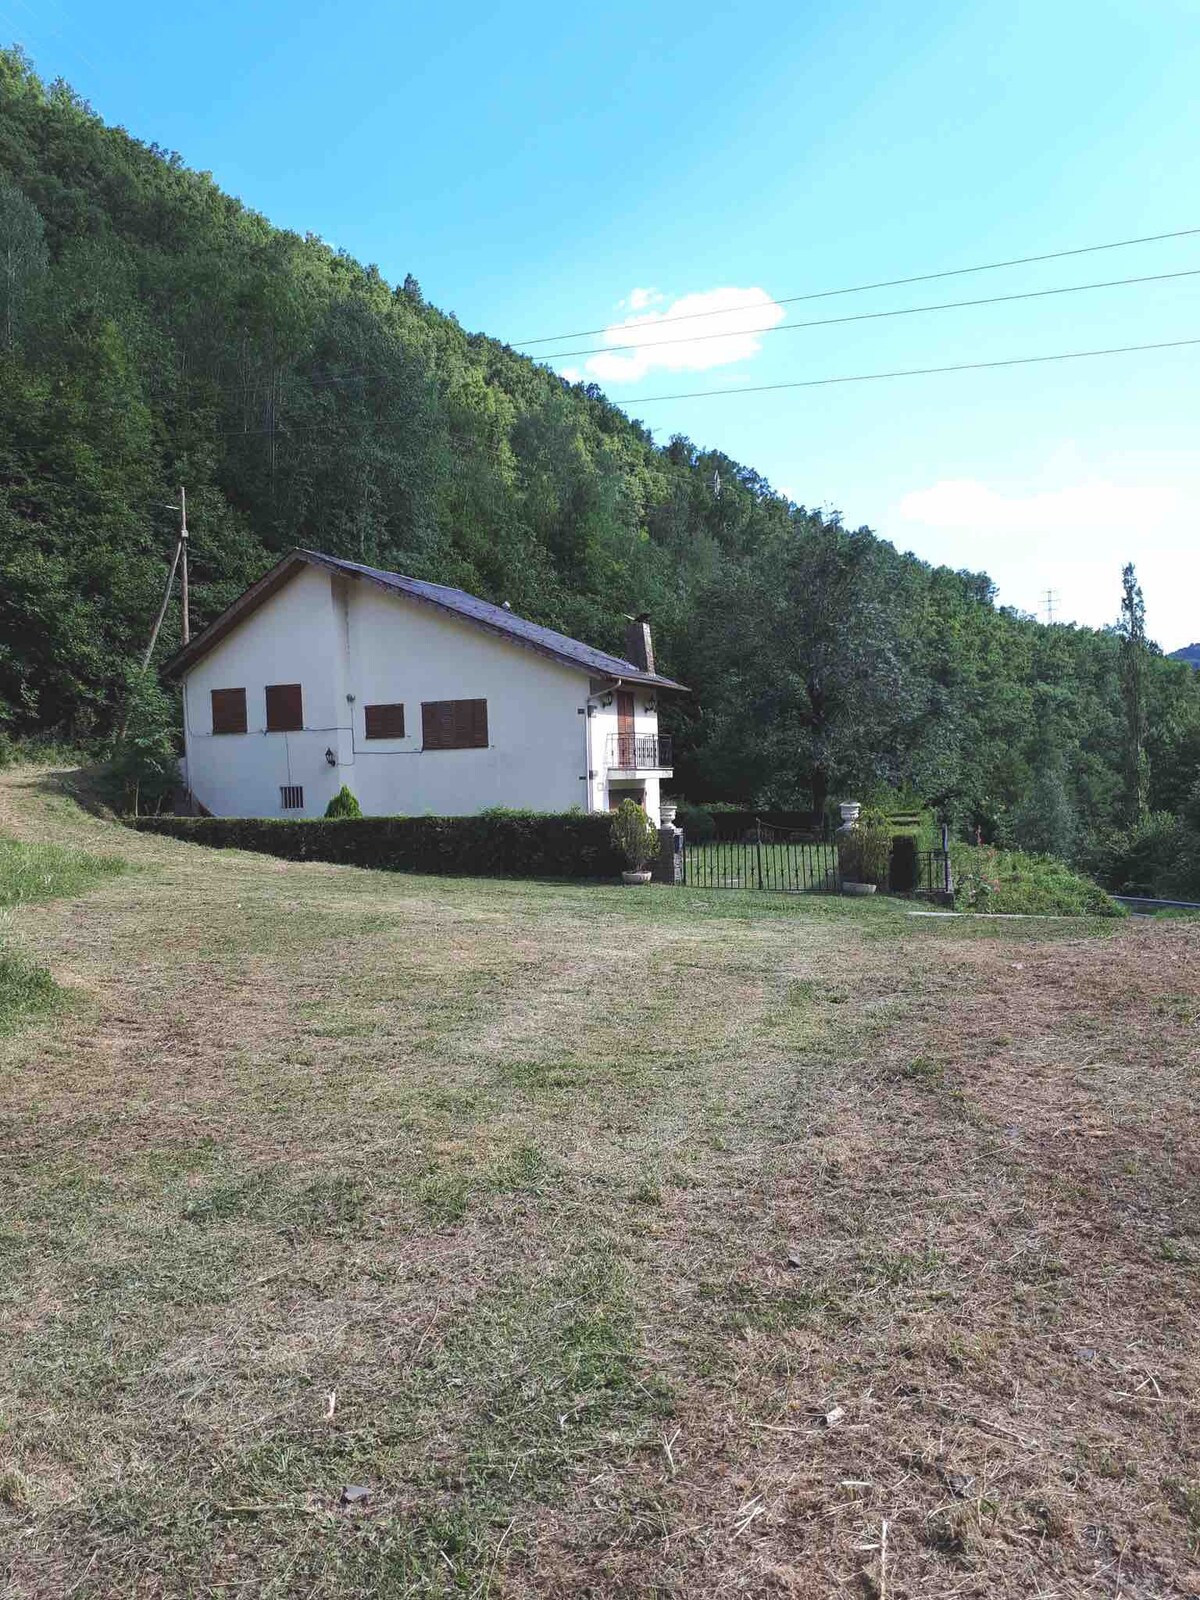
left=605, top=732, right=673, bottom=772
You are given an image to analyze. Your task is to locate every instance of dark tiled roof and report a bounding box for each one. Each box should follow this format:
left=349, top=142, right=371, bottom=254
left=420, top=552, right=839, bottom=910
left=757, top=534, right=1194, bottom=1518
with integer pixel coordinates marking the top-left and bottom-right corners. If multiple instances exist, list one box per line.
left=164, top=548, right=687, bottom=690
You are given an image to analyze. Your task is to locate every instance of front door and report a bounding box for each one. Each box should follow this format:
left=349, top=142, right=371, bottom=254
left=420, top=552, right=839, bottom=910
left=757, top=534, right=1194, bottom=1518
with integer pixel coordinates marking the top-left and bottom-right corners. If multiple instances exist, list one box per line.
left=616, top=690, right=635, bottom=768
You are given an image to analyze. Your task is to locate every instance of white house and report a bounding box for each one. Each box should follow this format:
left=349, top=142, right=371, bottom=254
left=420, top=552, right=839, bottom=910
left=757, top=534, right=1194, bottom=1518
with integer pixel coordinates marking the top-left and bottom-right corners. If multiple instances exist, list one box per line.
left=164, top=549, right=686, bottom=824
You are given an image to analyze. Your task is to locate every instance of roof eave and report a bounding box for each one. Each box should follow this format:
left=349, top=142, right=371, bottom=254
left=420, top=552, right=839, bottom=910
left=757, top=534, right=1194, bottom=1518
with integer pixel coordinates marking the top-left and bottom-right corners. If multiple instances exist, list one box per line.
left=588, top=671, right=689, bottom=694
left=162, top=546, right=690, bottom=693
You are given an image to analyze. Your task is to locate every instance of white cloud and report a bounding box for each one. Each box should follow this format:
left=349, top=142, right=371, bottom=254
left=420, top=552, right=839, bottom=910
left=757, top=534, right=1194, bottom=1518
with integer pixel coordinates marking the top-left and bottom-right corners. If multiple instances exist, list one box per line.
left=627, top=287, right=662, bottom=311
left=897, top=477, right=1183, bottom=537
left=575, top=286, right=785, bottom=385
left=558, top=366, right=583, bottom=384
left=891, top=465, right=1200, bottom=648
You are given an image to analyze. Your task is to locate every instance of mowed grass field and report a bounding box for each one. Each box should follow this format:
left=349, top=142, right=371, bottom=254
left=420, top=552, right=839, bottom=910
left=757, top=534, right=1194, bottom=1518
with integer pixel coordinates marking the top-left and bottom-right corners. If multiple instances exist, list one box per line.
left=1, top=768, right=1198, bottom=1599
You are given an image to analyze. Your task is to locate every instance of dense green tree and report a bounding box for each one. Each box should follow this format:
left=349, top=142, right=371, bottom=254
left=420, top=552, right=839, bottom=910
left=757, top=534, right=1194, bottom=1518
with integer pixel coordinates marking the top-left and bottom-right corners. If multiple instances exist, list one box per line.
left=110, top=664, right=178, bottom=813
left=1, top=45, right=1199, bottom=895
left=1117, top=562, right=1150, bottom=825
left=685, top=518, right=916, bottom=814
left=1011, top=751, right=1077, bottom=860
left=0, top=175, right=45, bottom=348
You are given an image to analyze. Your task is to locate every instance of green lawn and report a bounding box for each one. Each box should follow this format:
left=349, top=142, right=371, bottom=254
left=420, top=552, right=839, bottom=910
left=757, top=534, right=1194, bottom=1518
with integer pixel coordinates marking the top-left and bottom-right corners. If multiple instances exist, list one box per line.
left=0, top=834, right=126, bottom=1032
left=0, top=833, right=126, bottom=911
left=0, top=767, right=1196, bottom=1597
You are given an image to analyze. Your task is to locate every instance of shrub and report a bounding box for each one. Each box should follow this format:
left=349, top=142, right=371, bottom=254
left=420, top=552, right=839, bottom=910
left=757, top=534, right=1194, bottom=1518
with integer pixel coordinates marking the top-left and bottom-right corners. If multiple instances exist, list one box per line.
left=610, top=799, right=659, bottom=871
left=0, top=732, right=98, bottom=769
left=674, top=802, right=715, bottom=843
left=1090, top=813, right=1200, bottom=900
left=949, top=841, right=1124, bottom=917
left=110, top=666, right=178, bottom=815
left=324, top=785, right=362, bottom=819
left=127, top=812, right=626, bottom=880
left=838, top=806, right=891, bottom=886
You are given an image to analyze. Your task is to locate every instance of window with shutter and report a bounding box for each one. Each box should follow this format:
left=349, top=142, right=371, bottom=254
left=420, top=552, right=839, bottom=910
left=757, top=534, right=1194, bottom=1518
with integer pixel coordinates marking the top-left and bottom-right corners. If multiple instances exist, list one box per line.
left=265, top=683, right=303, bottom=732
left=364, top=702, right=406, bottom=740
left=421, top=698, right=488, bottom=750
left=211, top=687, right=247, bottom=735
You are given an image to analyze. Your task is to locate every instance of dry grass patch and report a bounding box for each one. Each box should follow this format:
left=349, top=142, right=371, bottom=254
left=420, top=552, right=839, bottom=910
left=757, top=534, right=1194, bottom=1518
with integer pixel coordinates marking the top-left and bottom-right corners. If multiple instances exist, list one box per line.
left=0, top=767, right=1196, bottom=1597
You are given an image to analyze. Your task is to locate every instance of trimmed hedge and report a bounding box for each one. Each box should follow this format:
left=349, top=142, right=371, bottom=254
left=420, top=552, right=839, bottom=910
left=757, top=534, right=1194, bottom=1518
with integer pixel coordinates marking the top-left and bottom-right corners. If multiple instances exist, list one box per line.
left=128, top=812, right=627, bottom=880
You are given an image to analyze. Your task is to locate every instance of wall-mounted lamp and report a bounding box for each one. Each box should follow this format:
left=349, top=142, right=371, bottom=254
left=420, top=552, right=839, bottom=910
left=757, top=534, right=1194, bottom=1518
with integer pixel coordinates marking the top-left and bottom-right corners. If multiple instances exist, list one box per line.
left=600, top=692, right=614, bottom=708
left=644, top=697, right=657, bottom=712
left=325, top=747, right=337, bottom=767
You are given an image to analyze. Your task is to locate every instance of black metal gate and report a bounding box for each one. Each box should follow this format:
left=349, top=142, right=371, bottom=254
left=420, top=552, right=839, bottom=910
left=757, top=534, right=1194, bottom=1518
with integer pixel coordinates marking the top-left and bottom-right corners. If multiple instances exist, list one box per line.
left=681, top=822, right=841, bottom=893
left=914, top=848, right=953, bottom=899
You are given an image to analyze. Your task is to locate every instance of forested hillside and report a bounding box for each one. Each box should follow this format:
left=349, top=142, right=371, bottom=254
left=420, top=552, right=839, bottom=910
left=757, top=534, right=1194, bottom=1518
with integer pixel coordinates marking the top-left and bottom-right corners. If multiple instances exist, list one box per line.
left=2, top=46, right=1199, bottom=877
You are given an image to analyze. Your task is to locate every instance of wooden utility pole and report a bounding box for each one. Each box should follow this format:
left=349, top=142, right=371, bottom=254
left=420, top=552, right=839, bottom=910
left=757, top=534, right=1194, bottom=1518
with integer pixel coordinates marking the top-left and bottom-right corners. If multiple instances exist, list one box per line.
left=139, top=487, right=190, bottom=669
left=141, top=533, right=184, bottom=671
left=120, top=489, right=191, bottom=744
left=179, top=485, right=190, bottom=645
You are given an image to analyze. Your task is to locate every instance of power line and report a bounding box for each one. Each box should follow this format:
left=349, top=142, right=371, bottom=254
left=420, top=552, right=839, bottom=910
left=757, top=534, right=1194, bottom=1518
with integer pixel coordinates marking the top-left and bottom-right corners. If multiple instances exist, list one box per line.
left=537, top=266, right=1200, bottom=362
left=619, top=335, right=1200, bottom=405
left=208, top=333, right=1200, bottom=436
left=186, top=262, right=1200, bottom=402
left=512, top=225, right=1200, bottom=348
left=175, top=228, right=1200, bottom=400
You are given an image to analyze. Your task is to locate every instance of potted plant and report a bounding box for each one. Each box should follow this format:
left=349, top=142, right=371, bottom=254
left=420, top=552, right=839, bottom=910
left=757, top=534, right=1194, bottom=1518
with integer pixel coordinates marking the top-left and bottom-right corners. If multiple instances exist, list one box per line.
left=838, top=807, right=890, bottom=895
left=611, top=798, right=659, bottom=884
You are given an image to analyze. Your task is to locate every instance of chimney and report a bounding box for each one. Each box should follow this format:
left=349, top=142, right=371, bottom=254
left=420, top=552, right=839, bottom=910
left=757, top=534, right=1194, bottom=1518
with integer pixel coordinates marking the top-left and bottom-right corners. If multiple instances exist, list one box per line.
left=624, top=612, right=655, bottom=675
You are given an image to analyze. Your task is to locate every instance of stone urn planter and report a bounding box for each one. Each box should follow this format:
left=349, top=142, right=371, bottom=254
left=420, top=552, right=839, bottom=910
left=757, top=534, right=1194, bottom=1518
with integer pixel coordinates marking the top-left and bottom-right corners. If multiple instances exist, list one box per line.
left=659, top=801, right=678, bottom=826
left=622, top=869, right=653, bottom=886
left=838, top=800, right=862, bottom=828
left=841, top=880, right=877, bottom=896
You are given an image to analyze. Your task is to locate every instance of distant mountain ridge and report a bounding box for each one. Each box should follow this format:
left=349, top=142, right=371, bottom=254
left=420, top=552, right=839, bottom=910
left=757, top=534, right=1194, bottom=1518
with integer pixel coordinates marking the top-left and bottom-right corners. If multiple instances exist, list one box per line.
left=1168, top=644, right=1200, bottom=668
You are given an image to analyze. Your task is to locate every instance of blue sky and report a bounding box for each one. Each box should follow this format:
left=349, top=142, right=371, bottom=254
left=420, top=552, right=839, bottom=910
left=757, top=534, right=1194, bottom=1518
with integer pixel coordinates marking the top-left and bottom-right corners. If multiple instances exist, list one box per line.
left=6, top=0, right=1199, bottom=647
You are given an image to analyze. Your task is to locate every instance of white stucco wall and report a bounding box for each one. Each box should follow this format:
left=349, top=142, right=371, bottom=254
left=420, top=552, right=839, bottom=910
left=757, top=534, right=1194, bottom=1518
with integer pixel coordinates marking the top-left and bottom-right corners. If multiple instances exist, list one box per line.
left=585, top=692, right=666, bottom=822
left=182, top=566, right=666, bottom=820
left=182, top=565, right=346, bottom=819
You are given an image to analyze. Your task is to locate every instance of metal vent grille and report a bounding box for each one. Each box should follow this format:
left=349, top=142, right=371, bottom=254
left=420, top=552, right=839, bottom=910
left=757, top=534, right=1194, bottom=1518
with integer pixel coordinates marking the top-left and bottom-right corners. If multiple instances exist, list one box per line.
left=280, top=785, right=304, bottom=810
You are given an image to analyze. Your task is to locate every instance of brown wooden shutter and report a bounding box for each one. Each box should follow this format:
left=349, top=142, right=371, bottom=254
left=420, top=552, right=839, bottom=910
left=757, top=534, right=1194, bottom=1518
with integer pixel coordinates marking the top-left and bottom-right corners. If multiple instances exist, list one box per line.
left=464, top=698, right=488, bottom=747
left=364, top=702, right=406, bottom=740
left=421, top=700, right=451, bottom=749
left=211, top=687, right=247, bottom=735
left=421, top=698, right=488, bottom=749
left=265, top=683, right=303, bottom=732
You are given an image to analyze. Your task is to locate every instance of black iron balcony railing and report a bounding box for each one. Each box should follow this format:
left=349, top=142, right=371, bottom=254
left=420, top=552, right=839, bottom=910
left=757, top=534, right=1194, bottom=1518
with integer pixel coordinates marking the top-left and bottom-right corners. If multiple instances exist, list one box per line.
left=605, top=732, right=673, bottom=770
